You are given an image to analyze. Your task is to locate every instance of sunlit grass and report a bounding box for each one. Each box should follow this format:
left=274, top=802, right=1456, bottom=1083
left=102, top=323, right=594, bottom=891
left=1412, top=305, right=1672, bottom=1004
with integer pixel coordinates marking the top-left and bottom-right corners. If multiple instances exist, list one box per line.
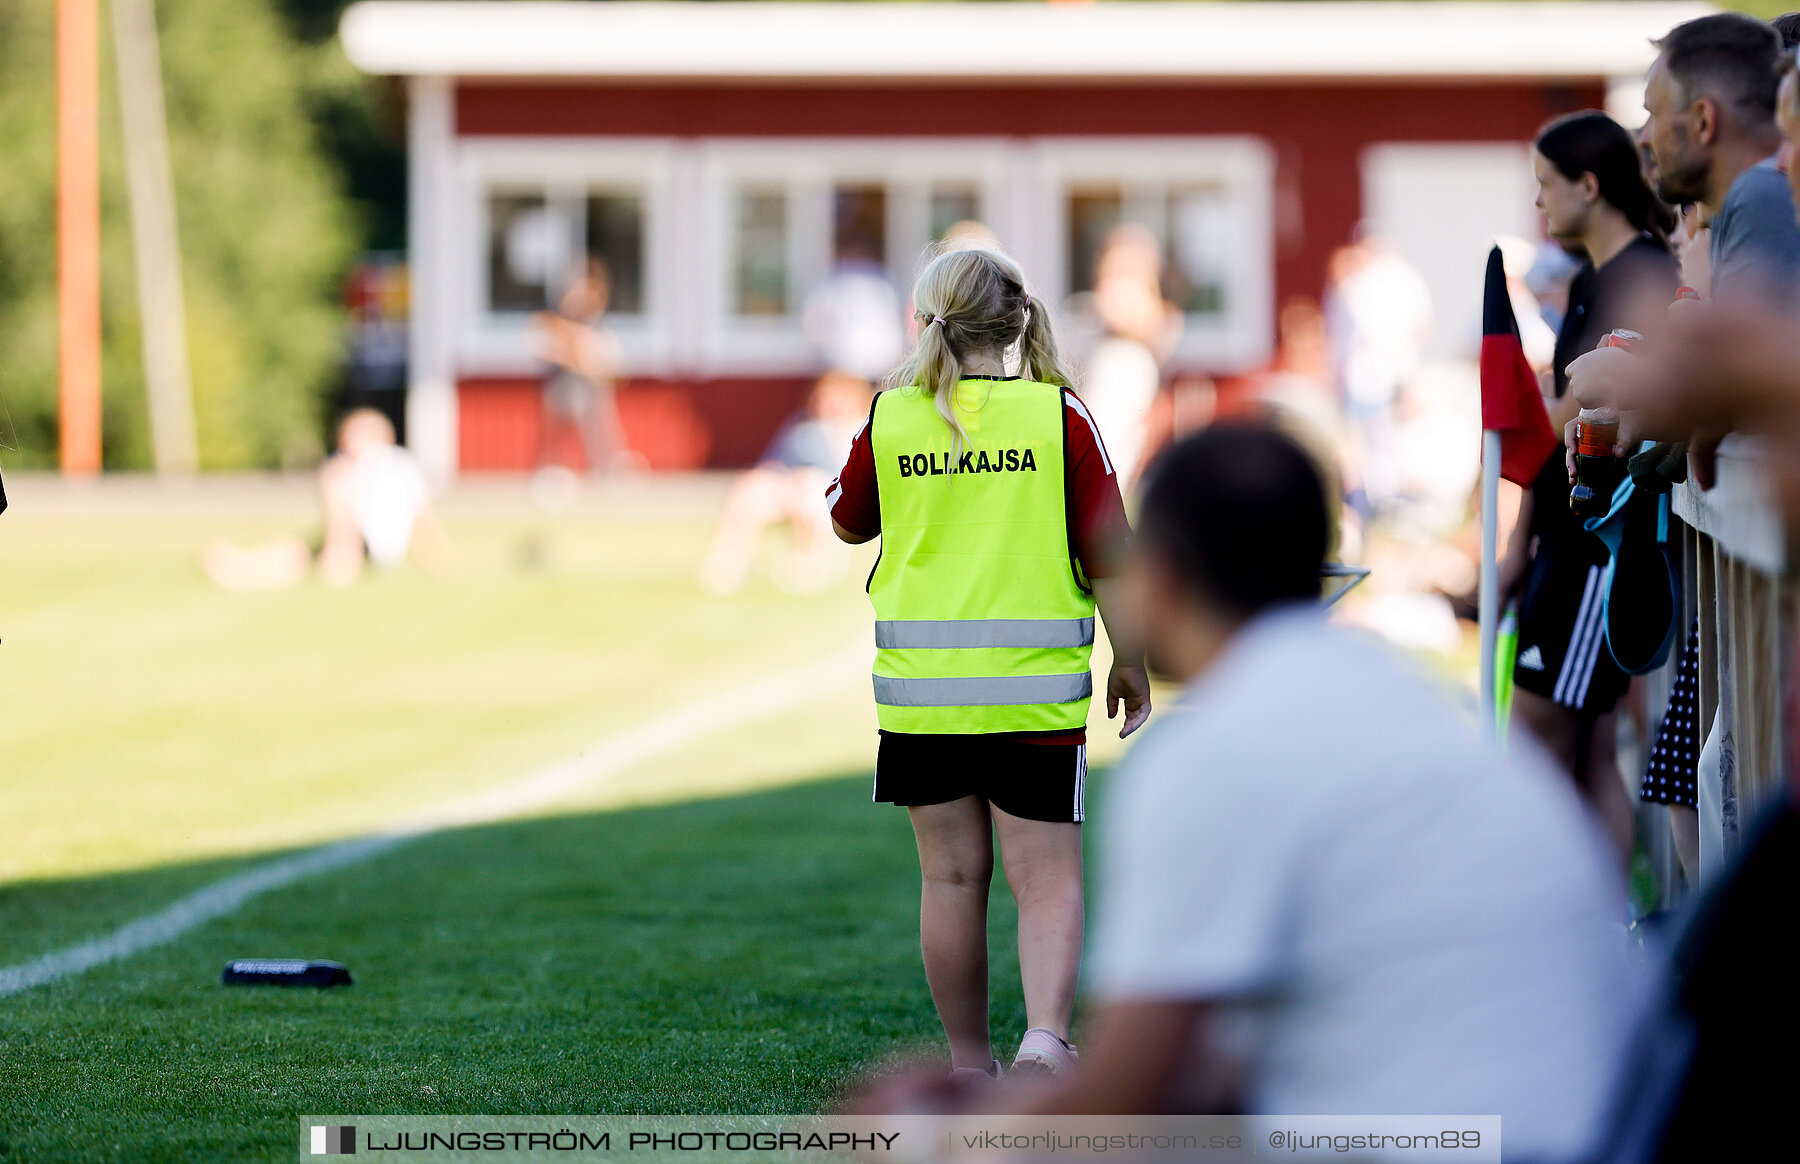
left=0, top=477, right=883, bottom=885
left=0, top=776, right=1056, bottom=1162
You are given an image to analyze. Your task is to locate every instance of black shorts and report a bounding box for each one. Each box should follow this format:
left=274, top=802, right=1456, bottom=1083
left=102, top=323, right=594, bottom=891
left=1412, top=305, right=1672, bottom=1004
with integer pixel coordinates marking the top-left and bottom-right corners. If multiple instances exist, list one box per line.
left=1513, top=541, right=1630, bottom=715
left=873, top=732, right=1087, bottom=824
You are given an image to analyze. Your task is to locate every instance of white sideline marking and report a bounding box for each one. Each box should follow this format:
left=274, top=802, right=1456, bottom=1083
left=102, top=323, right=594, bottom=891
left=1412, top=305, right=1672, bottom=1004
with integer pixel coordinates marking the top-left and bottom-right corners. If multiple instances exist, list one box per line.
left=0, top=644, right=866, bottom=997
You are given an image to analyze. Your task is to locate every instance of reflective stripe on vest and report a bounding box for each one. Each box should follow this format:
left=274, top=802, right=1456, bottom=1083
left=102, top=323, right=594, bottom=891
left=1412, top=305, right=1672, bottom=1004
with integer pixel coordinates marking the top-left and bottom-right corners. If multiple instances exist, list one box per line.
left=874, top=617, right=1095, bottom=650
left=872, top=672, right=1093, bottom=708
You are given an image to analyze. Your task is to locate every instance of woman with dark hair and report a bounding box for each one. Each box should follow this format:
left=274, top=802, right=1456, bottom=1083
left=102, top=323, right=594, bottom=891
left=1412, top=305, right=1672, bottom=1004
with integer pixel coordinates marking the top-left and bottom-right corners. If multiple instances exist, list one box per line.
left=1500, top=110, right=1679, bottom=855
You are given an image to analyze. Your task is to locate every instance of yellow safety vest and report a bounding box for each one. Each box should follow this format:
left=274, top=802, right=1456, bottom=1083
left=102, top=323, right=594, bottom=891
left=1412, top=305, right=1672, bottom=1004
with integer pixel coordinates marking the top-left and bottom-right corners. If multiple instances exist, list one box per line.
left=868, top=378, right=1095, bottom=734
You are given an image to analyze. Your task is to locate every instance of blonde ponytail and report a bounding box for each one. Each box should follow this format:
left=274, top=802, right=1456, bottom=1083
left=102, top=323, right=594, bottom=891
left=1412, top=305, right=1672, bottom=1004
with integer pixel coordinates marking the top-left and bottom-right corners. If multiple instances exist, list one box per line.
left=898, top=316, right=972, bottom=471
left=1017, top=296, right=1076, bottom=391
left=884, top=245, right=1073, bottom=475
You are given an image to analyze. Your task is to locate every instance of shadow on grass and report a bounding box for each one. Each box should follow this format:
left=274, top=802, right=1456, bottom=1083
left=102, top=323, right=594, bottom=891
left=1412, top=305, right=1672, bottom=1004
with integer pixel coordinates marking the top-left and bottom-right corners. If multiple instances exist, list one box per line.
left=0, top=771, right=1114, bottom=1163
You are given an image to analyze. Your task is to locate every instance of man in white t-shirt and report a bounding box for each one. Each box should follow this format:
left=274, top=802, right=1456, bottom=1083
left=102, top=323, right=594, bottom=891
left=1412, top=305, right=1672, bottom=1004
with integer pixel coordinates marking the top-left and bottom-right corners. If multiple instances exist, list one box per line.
left=1033, top=423, right=1640, bottom=1161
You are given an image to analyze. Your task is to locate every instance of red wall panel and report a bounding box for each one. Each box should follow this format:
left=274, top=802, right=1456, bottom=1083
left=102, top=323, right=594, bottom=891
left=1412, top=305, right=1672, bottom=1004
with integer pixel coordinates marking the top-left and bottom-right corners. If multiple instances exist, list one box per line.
left=458, top=375, right=814, bottom=472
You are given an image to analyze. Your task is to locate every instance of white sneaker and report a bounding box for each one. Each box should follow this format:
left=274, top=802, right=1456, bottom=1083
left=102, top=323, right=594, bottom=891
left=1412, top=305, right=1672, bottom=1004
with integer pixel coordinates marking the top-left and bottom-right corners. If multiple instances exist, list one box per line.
left=1012, top=1028, right=1078, bottom=1078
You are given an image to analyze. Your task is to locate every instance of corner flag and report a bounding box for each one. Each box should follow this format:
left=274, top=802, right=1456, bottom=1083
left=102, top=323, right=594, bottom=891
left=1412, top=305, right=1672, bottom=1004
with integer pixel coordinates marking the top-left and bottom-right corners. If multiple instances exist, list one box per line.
left=1479, top=245, right=1559, bottom=485
left=1477, top=243, right=1556, bottom=739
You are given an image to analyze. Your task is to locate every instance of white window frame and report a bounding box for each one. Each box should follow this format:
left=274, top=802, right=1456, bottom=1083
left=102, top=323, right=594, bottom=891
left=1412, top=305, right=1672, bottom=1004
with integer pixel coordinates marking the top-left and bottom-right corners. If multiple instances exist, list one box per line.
left=1032, top=137, right=1276, bottom=373
left=442, top=135, right=1276, bottom=380
left=455, top=138, right=680, bottom=377
left=696, top=138, right=1016, bottom=377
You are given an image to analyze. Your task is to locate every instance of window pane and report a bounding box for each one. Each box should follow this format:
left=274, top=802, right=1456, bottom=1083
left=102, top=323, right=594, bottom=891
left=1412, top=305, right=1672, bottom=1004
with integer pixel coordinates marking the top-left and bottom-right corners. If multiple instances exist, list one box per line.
left=735, top=187, right=789, bottom=317
left=929, top=185, right=982, bottom=242
left=585, top=193, right=644, bottom=315
left=488, top=192, right=553, bottom=312
left=833, top=184, right=887, bottom=265
left=1166, top=185, right=1231, bottom=317
left=1067, top=187, right=1123, bottom=295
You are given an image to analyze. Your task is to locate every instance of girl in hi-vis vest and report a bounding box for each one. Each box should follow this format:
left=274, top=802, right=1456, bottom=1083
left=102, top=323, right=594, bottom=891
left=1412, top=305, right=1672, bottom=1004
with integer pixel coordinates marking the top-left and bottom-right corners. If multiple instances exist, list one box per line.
left=827, top=245, right=1153, bottom=1081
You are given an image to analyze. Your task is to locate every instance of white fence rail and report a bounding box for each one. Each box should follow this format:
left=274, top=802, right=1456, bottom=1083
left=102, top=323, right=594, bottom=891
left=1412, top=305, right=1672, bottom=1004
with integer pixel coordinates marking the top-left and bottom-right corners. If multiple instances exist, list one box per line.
left=1650, top=436, right=1793, bottom=897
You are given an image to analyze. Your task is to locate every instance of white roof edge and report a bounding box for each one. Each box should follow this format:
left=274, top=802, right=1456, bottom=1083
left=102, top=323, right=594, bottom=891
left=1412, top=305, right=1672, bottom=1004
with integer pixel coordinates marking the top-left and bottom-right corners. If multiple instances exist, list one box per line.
left=341, top=1, right=1718, bottom=82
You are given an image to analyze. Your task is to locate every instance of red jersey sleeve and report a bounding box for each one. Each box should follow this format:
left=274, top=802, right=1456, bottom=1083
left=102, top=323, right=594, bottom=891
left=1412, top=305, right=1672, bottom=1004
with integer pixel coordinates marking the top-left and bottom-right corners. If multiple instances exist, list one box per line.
left=826, top=408, right=880, bottom=539
left=1063, top=392, right=1130, bottom=579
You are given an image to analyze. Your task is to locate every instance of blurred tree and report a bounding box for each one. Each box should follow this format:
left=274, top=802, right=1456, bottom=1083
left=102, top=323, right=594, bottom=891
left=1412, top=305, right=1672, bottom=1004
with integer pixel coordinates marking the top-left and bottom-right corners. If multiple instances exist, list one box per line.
left=0, top=0, right=356, bottom=470
left=273, top=0, right=407, bottom=251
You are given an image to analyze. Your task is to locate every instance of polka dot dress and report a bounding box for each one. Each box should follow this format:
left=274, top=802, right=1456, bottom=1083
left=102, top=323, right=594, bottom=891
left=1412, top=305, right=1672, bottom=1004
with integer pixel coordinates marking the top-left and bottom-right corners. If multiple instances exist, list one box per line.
left=1641, top=618, right=1701, bottom=808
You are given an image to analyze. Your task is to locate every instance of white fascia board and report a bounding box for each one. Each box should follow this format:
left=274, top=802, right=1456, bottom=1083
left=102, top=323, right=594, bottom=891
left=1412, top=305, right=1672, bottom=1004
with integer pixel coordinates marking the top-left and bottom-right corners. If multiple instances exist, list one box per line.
left=342, top=2, right=1716, bottom=83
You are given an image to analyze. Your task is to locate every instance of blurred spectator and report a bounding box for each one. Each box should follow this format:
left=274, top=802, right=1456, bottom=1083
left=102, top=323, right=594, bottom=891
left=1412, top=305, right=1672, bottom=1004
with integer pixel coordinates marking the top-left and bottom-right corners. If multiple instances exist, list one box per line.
left=959, top=424, right=1634, bottom=1160
left=1071, top=224, right=1183, bottom=490
left=1527, top=239, right=1585, bottom=333
left=1496, top=233, right=1560, bottom=372
left=1252, top=296, right=1333, bottom=415
left=802, top=241, right=905, bottom=383
left=1500, top=111, right=1679, bottom=856
left=1246, top=298, right=1365, bottom=563
left=201, top=409, right=448, bottom=591
left=937, top=219, right=1001, bottom=254
left=1322, top=233, right=1433, bottom=516
left=699, top=371, right=872, bottom=596
left=1673, top=201, right=1712, bottom=295
left=535, top=256, right=628, bottom=476
left=899, top=221, right=1004, bottom=349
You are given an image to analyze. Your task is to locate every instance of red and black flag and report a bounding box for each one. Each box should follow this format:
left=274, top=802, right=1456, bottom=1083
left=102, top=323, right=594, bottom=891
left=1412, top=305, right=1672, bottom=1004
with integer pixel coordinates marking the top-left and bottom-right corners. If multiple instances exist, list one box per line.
left=1480, top=244, right=1560, bottom=484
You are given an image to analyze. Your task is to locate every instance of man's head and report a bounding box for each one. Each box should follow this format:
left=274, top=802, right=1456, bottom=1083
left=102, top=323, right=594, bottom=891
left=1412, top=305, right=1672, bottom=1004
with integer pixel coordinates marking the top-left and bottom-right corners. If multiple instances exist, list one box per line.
left=1123, top=422, right=1332, bottom=680
left=1640, top=13, right=1783, bottom=204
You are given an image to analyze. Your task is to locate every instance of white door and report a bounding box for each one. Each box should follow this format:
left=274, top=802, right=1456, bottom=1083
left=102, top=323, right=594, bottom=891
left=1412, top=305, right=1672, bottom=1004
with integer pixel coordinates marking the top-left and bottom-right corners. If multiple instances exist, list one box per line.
left=1361, top=143, right=1539, bottom=360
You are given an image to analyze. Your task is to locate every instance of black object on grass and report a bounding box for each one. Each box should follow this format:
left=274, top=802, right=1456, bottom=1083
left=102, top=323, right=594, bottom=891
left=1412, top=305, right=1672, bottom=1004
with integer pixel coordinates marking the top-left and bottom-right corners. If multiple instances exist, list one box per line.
left=221, top=959, right=352, bottom=987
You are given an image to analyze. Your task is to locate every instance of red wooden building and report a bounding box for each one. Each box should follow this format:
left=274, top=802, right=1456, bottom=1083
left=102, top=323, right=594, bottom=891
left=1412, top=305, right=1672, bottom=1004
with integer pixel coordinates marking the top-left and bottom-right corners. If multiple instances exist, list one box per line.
left=340, top=1, right=1709, bottom=478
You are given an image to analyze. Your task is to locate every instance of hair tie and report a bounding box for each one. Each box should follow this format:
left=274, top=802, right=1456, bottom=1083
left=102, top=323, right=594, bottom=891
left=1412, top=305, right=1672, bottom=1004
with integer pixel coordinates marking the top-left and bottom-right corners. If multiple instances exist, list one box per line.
left=931, top=316, right=947, bottom=328
left=1022, top=294, right=1031, bottom=309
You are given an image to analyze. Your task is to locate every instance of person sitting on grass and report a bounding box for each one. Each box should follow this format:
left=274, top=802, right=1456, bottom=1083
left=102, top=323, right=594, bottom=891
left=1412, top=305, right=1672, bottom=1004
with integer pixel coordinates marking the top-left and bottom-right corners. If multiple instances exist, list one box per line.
left=698, top=370, right=873, bottom=596
left=202, top=409, right=449, bottom=591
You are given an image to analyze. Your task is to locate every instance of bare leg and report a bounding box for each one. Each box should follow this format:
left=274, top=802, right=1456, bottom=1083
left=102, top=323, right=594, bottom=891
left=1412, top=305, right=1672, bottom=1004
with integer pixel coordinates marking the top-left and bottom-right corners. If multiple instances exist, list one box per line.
left=1513, top=690, right=1633, bottom=865
left=776, top=468, right=842, bottom=593
left=992, top=804, right=1084, bottom=1042
left=200, top=537, right=311, bottom=592
left=699, top=468, right=787, bottom=595
left=1670, top=804, right=1700, bottom=887
left=537, top=397, right=571, bottom=471
left=1583, top=710, right=1635, bottom=866
left=907, top=796, right=996, bottom=1070
left=317, top=457, right=364, bottom=588
left=581, top=384, right=627, bottom=475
